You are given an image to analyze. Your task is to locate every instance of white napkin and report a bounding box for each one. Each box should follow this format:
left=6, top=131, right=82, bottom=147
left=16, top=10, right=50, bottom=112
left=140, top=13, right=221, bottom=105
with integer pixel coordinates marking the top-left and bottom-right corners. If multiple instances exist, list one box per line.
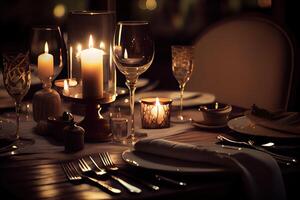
left=245, top=106, right=300, bottom=135
left=135, top=138, right=286, bottom=200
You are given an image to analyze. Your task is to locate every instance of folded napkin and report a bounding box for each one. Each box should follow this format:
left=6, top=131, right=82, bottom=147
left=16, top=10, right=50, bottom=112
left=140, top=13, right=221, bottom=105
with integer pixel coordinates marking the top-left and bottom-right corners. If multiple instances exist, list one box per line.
left=245, top=105, right=300, bottom=135
left=135, top=138, right=286, bottom=200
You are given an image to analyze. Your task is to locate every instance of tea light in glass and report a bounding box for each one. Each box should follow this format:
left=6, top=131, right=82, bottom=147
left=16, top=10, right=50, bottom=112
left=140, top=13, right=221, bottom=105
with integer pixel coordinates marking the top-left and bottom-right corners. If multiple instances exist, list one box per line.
left=141, top=97, right=172, bottom=129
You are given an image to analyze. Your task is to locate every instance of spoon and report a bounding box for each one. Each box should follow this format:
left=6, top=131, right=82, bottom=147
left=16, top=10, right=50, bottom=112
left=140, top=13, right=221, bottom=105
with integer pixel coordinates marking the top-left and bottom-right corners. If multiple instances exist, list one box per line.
left=217, top=135, right=297, bottom=164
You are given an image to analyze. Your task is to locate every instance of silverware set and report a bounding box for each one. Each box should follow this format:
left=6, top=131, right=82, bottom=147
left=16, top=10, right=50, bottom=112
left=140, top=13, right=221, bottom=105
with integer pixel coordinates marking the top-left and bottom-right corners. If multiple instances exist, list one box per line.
left=61, top=152, right=185, bottom=195
left=217, top=135, right=298, bottom=165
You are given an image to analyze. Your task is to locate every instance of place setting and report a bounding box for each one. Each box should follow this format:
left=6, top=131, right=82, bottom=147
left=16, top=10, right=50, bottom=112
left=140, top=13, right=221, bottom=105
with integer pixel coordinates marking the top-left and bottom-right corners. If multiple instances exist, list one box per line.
left=1, top=2, right=300, bottom=200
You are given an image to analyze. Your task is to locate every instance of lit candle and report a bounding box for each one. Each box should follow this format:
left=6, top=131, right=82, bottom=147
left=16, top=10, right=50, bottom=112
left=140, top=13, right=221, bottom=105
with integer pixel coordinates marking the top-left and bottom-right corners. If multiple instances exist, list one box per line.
left=38, top=42, right=54, bottom=81
left=141, top=97, right=172, bottom=129
left=69, top=46, right=73, bottom=79
left=151, top=97, right=165, bottom=124
left=80, top=35, right=104, bottom=99
left=63, top=79, right=69, bottom=96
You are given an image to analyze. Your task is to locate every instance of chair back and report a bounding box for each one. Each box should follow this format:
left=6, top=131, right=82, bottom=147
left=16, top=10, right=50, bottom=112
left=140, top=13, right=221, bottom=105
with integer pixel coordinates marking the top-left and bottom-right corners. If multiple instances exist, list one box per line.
left=187, top=16, right=294, bottom=110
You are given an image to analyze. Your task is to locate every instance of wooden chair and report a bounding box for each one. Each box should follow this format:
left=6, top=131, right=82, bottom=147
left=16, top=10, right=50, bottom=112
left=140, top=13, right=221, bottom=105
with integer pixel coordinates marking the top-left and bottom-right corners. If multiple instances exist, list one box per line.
left=186, top=16, right=294, bottom=110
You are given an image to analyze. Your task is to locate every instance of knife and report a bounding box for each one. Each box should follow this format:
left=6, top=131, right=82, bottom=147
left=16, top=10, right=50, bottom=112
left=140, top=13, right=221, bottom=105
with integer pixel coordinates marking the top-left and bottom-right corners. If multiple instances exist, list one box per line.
left=154, top=174, right=187, bottom=187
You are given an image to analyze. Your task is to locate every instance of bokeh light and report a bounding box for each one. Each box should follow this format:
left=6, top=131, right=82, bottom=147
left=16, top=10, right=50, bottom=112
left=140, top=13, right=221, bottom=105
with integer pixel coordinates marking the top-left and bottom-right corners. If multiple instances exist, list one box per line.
left=53, top=4, right=66, bottom=18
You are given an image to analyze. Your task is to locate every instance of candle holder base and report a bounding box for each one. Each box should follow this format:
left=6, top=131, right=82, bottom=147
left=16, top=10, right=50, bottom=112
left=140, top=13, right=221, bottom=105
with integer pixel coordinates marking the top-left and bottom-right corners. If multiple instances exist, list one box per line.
left=61, top=87, right=115, bottom=142
left=77, top=100, right=111, bottom=142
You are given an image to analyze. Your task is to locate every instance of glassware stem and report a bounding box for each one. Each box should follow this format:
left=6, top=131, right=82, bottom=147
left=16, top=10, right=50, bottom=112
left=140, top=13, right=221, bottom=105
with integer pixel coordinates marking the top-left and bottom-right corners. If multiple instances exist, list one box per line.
left=126, top=80, right=137, bottom=139
left=15, top=101, right=21, bottom=140
left=179, top=84, right=185, bottom=120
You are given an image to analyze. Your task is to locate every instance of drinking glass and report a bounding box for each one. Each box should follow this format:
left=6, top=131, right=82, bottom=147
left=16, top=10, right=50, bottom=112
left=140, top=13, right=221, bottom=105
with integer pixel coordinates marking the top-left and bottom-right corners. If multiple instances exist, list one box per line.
left=171, top=45, right=194, bottom=123
left=2, top=52, right=31, bottom=141
left=29, top=26, right=67, bottom=89
left=112, top=21, right=154, bottom=143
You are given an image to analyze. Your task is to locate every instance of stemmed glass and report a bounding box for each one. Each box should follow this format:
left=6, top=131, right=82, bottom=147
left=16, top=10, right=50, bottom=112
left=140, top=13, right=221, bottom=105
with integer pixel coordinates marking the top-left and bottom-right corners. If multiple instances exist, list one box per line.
left=171, top=45, right=194, bottom=123
left=2, top=52, right=31, bottom=142
left=29, top=26, right=66, bottom=89
left=112, top=21, right=154, bottom=143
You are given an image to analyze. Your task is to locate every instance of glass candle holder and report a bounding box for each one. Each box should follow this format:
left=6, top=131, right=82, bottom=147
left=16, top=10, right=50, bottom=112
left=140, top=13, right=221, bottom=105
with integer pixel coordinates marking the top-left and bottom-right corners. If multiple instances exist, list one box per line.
left=141, top=98, right=172, bottom=129
left=68, top=11, right=116, bottom=101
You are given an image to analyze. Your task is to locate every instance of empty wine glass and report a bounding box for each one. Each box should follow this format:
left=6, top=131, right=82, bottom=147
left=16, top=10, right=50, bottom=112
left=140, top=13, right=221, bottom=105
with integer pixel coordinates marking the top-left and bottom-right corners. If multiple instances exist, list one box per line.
left=171, top=45, right=194, bottom=123
left=112, top=21, right=154, bottom=143
left=2, top=52, right=31, bottom=142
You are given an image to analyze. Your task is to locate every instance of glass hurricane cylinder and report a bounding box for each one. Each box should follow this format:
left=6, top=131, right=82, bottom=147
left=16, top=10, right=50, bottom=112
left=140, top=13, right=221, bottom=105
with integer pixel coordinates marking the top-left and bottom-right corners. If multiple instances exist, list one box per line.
left=68, top=11, right=116, bottom=101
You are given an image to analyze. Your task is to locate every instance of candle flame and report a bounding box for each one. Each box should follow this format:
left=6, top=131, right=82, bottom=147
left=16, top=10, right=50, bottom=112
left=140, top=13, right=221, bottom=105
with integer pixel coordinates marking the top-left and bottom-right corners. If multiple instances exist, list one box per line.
left=100, top=41, right=105, bottom=50
left=44, top=42, right=49, bottom=53
left=155, top=97, right=160, bottom=106
left=88, top=35, right=94, bottom=48
left=124, top=49, right=128, bottom=59
left=63, top=79, right=69, bottom=93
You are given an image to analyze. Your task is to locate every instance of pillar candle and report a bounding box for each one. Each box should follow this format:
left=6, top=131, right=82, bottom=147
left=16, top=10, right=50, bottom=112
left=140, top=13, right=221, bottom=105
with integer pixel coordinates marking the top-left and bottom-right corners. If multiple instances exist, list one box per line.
left=80, top=35, right=104, bottom=99
left=38, top=42, right=54, bottom=81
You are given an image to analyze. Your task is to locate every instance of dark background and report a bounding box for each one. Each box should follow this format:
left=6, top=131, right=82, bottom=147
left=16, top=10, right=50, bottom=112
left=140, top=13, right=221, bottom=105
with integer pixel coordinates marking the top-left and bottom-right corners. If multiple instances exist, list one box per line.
left=0, top=0, right=299, bottom=110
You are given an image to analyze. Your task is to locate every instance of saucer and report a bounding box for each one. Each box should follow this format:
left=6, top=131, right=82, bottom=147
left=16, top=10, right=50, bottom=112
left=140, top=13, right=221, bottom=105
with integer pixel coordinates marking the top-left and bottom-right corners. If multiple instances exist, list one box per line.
left=192, top=121, right=227, bottom=129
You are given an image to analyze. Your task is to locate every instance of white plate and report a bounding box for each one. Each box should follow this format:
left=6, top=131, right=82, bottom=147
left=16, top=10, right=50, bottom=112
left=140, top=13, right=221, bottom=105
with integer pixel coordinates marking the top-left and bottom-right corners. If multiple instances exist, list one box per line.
left=135, top=91, right=215, bottom=107
left=122, top=149, right=227, bottom=173
left=228, top=116, right=300, bottom=139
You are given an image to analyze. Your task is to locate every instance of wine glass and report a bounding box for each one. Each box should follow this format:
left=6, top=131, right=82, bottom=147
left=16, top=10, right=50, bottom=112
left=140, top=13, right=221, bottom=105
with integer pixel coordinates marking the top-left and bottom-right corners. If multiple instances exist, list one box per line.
left=29, top=26, right=67, bottom=89
left=2, top=52, right=31, bottom=142
left=112, top=21, right=155, bottom=143
left=171, top=45, right=194, bottom=123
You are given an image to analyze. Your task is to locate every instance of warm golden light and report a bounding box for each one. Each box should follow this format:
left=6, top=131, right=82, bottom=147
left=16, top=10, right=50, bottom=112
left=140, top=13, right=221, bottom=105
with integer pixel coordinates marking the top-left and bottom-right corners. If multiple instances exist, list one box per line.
left=124, top=49, right=128, bottom=59
left=53, top=4, right=66, bottom=18
left=88, top=35, right=94, bottom=48
left=155, top=97, right=160, bottom=106
left=100, top=41, right=105, bottom=50
left=63, top=79, right=69, bottom=95
left=44, top=42, right=49, bottom=54
left=146, top=0, right=157, bottom=10
left=76, top=43, right=82, bottom=59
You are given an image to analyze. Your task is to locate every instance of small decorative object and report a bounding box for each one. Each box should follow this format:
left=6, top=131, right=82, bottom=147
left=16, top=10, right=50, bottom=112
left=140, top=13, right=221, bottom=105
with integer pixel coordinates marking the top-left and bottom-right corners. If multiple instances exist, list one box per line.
left=64, top=122, right=85, bottom=152
left=47, top=112, right=75, bottom=142
left=199, top=102, right=232, bottom=125
left=61, top=11, right=117, bottom=142
left=30, top=26, right=66, bottom=122
left=141, top=97, right=172, bottom=129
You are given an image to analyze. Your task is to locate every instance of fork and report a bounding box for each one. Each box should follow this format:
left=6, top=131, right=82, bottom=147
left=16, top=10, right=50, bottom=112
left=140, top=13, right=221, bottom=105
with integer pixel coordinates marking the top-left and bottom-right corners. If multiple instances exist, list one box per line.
left=61, top=162, right=121, bottom=194
left=80, top=156, right=142, bottom=193
left=99, top=152, right=161, bottom=191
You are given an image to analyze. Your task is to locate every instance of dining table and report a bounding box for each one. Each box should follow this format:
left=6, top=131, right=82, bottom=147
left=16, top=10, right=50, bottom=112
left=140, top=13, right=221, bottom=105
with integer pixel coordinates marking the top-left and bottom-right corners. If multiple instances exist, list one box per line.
left=0, top=91, right=300, bottom=200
